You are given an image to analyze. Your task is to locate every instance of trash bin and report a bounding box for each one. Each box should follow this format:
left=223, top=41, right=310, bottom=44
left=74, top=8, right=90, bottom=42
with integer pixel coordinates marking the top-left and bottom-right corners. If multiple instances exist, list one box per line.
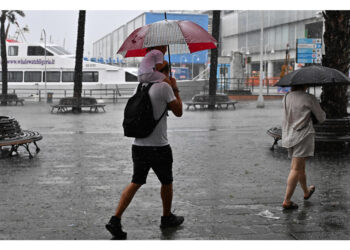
left=47, top=92, right=53, bottom=103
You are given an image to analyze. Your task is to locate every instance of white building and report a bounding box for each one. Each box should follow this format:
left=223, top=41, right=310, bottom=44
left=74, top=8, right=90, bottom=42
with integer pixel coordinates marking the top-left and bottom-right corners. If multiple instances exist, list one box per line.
left=220, top=10, right=323, bottom=78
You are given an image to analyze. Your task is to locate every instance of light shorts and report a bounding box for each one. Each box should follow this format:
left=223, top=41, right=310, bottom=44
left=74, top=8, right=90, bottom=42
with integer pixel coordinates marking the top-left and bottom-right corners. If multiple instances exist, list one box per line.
left=288, top=133, right=315, bottom=159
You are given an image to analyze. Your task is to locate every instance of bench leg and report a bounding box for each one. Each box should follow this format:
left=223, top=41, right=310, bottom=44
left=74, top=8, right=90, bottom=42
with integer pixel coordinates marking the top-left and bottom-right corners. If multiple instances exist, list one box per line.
left=34, top=141, right=41, bottom=153
left=10, top=145, right=19, bottom=156
left=270, top=138, right=279, bottom=151
left=21, top=143, right=33, bottom=159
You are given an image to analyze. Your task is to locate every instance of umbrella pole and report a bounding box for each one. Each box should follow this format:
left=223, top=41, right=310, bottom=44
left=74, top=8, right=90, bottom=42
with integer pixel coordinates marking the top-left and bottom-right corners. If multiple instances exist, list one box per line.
left=164, top=12, right=172, bottom=78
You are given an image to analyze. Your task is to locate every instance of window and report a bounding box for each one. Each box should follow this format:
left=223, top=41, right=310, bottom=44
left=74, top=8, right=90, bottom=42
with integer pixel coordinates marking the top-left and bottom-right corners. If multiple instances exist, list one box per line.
left=62, top=71, right=74, bottom=82
left=83, top=71, right=99, bottom=82
left=8, top=71, right=23, bottom=82
left=27, top=46, right=53, bottom=56
left=24, top=71, right=41, bottom=82
left=8, top=46, right=19, bottom=56
left=0, top=71, right=23, bottom=82
left=43, top=71, right=60, bottom=82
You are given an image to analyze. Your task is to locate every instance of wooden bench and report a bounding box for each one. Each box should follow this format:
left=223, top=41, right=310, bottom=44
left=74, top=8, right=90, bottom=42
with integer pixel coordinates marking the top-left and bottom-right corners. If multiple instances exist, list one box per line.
left=184, top=94, right=237, bottom=110
left=0, top=116, right=42, bottom=159
left=51, top=97, right=106, bottom=113
left=0, top=94, right=24, bottom=105
left=267, top=118, right=350, bottom=150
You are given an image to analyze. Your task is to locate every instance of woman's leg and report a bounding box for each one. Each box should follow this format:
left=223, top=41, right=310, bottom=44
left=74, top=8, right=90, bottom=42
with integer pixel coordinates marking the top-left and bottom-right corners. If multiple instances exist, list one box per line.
left=283, top=157, right=305, bottom=205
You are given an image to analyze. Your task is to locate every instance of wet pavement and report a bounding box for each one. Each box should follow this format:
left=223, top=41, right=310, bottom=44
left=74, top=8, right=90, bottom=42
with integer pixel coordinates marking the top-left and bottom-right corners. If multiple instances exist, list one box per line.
left=0, top=100, right=350, bottom=240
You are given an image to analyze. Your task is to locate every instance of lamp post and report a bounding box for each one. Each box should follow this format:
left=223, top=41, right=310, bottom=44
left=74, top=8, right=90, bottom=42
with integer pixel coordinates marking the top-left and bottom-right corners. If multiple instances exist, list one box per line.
left=40, top=29, right=47, bottom=100
left=180, top=55, right=187, bottom=66
left=191, top=54, right=200, bottom=79
left=264, top=45, right=274, bottom=85
left=256, top=11, right=264, bottom=108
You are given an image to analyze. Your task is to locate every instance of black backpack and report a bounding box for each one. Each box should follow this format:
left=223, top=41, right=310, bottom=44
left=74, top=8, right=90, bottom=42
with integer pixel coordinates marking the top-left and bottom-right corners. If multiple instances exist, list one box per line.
left=123, top=82, right=167, bottom=138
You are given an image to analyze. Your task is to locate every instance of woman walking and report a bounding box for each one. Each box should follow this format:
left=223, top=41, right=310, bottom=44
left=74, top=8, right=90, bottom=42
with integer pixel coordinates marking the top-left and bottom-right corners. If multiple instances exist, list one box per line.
left=282, top=85, right=326, bottom=209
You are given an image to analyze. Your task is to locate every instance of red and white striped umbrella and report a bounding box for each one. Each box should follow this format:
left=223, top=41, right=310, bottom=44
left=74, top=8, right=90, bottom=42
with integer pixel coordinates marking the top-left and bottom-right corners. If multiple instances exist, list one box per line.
left=117, top=19, right=217, bottom=58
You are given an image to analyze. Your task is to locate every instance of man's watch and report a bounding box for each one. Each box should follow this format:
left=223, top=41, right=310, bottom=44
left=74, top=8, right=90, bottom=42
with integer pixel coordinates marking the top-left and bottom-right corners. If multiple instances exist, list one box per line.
left=172, top=87, right=180, bottom=93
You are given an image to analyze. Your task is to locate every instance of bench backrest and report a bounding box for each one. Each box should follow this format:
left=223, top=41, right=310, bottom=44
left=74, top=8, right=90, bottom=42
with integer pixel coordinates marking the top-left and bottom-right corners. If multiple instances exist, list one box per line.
left=59, top=97, right=97, bottom=105
left=314, top=118, right=350, bottom=136
left=0, top=116, right=22, bottom=139
left=0, top=94, right=18, bottom=101
left=192, top=94, right=230, bottom=102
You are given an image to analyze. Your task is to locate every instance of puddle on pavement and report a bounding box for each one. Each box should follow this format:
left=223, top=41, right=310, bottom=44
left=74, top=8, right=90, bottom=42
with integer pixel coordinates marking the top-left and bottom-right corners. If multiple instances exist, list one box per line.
left=257, top=210, right=280, bottom=220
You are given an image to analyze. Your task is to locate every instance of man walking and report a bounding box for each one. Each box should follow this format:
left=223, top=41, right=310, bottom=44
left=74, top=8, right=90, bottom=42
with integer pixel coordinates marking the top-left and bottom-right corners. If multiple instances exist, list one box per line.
left=106, top=61, right=184, bottom=239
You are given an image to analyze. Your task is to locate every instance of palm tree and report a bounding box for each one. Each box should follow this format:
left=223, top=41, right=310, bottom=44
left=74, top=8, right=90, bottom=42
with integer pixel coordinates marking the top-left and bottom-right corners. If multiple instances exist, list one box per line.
left=1, top=11, right=9, bottom=105
left=320, top=11, right=350, bottom=118
left=14, top=24, right=29, bottom=42
left=208, top=10, right=220, bottom=110
left=72, top=10, right=86, bottom=113
left=4, top=10, right=25, bottom=39
left=1, top=10, right=25, bottom=105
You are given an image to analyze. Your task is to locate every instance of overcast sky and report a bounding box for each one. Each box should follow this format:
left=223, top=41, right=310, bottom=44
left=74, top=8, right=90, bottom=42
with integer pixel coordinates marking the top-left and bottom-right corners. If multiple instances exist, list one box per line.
left=8, top=10, right=144, bottom=56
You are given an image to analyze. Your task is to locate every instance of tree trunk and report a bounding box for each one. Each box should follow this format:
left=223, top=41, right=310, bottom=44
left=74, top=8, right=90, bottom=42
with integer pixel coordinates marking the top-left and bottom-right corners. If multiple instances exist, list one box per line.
left=1, top=12, right=8, bottom=106
left=318, top=11, right=350, bottom=151
left=5, top=22, right=10, bottom=39
left=320, top=11, right=350, bottom=118
left=72, top=10, right=86, bottom=113
left=208, top=10, right=220, bottom=110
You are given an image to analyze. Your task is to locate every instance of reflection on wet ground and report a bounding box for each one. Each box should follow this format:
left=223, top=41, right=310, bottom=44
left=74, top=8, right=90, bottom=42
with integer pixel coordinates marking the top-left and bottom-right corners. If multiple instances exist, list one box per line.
left=0, top=101, right=349, bottom=239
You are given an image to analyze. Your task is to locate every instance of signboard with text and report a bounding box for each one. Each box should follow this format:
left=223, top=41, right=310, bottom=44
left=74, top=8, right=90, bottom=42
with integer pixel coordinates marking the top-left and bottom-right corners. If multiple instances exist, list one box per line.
left=296, top=38, right=322, bottom=64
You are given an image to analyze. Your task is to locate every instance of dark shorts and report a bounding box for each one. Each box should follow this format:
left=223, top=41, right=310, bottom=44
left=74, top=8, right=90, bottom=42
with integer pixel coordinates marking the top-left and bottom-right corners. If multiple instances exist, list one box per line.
left=131, top=144, right=173, bottom=185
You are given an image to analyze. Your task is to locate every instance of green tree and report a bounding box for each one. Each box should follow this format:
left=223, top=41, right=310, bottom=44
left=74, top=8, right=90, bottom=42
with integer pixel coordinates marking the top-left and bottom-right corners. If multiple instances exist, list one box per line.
left=1, top=10, right=25, bottom=105
left=208, top=10, right=220, bottom=110
left=320, top=11, right=350, bottom=118
left=72, top=10, right=86, bottom=113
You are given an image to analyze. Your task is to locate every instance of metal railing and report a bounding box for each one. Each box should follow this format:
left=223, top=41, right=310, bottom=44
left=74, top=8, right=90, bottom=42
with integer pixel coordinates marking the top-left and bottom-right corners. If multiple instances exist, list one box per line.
left=217, top=77, right=282, bottom=95
left=6, top=86, right=136, bottom=103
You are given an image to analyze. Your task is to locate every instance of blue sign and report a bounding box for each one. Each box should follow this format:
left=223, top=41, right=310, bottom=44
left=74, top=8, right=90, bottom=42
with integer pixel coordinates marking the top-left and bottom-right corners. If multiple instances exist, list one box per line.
left=297, top=38, right=322, bottom=44
left=297, top=48, right=321, bottom=54
left=297, top=54, right=317, bottom=59
left=297, top=38, right=322, bottom=64
left=297, top=58, right=322, bottom=63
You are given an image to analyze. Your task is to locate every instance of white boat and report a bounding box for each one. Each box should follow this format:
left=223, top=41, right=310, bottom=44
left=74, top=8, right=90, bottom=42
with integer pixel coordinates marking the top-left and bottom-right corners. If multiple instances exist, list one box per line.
left=0, top=40, right=137, bottom=88
left=0, top=40, right=205, bottom=101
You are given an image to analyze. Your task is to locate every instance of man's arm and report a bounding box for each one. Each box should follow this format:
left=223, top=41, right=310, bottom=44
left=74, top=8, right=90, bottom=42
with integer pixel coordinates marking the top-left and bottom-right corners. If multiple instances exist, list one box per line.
left=167, top=77, right=183, bottom=117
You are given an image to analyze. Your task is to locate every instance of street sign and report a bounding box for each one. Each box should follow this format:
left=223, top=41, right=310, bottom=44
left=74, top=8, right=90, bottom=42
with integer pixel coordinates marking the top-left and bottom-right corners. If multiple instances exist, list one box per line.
left=296, top=38, right=322, bottom=64
left=297, top=58, right=322, bottom=64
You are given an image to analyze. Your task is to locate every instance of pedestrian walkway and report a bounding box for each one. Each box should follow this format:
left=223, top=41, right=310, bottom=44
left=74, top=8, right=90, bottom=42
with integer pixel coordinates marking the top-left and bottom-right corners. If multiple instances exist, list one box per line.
left=0, top=101, right=349, bottom=240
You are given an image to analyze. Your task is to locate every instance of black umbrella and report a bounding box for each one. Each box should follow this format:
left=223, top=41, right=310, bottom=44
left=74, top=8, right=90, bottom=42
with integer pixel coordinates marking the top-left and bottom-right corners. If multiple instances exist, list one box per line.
left=275, top=65, right=350, bottom=87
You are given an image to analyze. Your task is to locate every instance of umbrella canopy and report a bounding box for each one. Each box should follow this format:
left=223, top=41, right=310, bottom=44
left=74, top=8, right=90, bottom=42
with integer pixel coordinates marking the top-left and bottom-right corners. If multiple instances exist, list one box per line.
left=117, top=19, right=217, bottom=57
left=275, top=65, right=350, bottom=87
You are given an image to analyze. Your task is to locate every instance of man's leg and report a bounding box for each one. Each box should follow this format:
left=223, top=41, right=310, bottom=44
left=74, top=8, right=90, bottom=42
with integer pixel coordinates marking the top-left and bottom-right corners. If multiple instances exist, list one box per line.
left=161, top=183, right=173, bottom=217
left=283, top=157, right=305, bottom=205
left=106, top=182, right=142, bottom=239
left=115, top=182, right=142, bottom=218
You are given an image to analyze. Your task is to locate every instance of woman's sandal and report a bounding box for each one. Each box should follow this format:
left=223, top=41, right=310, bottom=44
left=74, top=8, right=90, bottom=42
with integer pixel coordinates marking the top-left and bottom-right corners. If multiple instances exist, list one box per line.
left=304, top=185, right=316, bottom=200
left=282, top=201, right=299, bottom=210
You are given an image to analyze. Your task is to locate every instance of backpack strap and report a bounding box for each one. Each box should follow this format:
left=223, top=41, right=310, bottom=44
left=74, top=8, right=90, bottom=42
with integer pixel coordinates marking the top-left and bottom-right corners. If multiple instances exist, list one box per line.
left=139, top=81, right=168, bottom=125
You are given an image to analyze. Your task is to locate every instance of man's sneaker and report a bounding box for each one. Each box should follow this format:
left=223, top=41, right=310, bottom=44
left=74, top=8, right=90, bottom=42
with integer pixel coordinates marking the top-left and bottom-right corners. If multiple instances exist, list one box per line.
left=105, top=216, right=127, bottom=240
left=160, top=213, right=184, bottom=229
